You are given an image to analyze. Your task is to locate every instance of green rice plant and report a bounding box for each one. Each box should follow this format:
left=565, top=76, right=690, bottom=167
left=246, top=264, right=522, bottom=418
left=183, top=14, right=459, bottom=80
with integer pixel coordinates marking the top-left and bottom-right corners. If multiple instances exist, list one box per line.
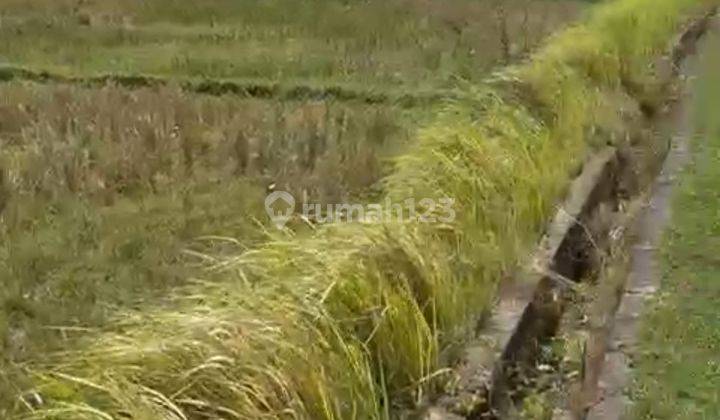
left=16, top=0, right=714, bottom=418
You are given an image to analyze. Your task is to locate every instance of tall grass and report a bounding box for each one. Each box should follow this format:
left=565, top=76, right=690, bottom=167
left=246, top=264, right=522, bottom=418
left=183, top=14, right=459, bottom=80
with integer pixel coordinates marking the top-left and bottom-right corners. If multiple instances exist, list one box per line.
left=15, top=0, right=713, bottom=418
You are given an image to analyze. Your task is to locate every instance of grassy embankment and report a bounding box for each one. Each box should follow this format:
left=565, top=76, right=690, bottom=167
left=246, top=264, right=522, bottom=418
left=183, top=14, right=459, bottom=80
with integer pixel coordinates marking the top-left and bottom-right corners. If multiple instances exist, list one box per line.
left=5, top=0, right=714, bottom=418
left=0, top=0, right=582, bottom=94
left=630, top=27, right=720, bottom=420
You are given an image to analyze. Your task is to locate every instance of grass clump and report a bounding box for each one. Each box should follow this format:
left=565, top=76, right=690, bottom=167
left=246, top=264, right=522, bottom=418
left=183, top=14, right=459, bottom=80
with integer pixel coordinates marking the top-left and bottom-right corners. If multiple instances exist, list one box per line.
left=12, top=0, right=713, bottom=418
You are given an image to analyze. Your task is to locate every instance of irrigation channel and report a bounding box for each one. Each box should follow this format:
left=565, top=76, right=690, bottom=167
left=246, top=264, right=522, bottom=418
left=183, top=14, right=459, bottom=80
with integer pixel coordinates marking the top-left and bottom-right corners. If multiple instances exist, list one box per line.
left=418, top=8, right=719, bottom=420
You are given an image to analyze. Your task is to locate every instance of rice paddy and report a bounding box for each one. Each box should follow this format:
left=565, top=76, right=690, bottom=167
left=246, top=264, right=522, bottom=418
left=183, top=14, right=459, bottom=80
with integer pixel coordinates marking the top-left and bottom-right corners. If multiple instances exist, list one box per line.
left=0, top=0, right=711, bottom=418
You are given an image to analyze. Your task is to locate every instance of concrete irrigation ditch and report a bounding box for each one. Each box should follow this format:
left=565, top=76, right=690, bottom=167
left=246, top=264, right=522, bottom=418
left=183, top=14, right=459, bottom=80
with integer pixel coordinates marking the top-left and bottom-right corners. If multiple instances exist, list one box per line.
left=422, top=8, right=718, bottom=419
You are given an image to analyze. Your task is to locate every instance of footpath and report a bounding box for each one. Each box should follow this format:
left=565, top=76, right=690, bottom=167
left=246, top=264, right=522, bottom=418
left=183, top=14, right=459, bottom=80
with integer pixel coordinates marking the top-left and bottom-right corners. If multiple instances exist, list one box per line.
left=623, top=20, right=720, bottom=420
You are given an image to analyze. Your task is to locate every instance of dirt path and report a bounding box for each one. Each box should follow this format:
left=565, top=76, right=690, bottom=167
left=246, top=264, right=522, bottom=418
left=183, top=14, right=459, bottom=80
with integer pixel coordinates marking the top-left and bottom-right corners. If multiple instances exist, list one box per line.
left=586, top=14, right=720, bottom=420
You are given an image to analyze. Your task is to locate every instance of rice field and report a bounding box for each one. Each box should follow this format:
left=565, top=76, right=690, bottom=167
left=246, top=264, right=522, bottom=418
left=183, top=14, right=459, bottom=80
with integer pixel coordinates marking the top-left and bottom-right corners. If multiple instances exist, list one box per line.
left=0, top=0, right=583, bottom=91
left=0, top=0, right=710, bottom=418
left=0, top=82, right=416, bottom=410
